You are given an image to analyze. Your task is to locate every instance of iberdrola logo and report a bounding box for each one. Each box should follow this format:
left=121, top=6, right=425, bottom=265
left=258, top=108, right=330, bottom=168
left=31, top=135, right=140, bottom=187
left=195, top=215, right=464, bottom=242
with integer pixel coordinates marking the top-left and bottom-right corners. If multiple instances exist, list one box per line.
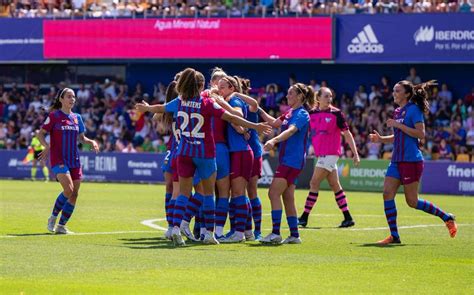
left=338, top=163, right=350, bottom=178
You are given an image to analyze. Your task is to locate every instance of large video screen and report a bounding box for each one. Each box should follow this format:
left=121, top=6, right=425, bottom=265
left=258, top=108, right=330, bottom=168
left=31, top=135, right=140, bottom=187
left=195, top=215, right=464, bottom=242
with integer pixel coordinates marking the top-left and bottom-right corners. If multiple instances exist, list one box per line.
left=43, top=18, right=333, bottom=60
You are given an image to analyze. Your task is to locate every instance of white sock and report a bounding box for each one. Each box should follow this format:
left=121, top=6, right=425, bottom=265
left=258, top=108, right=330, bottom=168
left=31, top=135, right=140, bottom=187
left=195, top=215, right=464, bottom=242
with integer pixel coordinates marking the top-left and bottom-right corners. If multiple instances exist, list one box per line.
left=180, top=220, right=189, bottom=227
left=215, top=226, right=224, bottom=236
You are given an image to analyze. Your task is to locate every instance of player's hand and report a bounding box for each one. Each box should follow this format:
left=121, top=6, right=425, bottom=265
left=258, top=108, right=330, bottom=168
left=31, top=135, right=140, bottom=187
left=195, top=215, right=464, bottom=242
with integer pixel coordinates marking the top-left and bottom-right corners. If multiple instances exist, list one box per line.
left=135, top=100, right=150, bottom=113
left=152, top=113, right=163, bottom=122
left=368, top=130, right=381, bottom=143
left=263, top=139, right=276, bottom=152
left=244, top=132, right=251, bottom=141
left=386, top=119, right=399, bottom=128
left=38, top=146, right=49, bottom=162
left=256, top=122, right=272, bottom=135
left=90, top=140, right=100, bottom=154
left=353, top=154, right=360, bottom=166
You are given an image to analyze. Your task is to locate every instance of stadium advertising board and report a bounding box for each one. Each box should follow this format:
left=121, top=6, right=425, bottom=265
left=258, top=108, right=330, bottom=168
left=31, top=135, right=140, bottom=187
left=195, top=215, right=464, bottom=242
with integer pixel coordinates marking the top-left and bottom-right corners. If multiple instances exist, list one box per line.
left=0, top=150, right=165, bottom=183
left=337, top=14, right=474, bottom=62
left=0, top=19, right=44, bottom=61
left=421, top=162, right=474, bottom=196
left=43, top=18, right=333, bottom=60
left=319, top=159, right=391, bottom=192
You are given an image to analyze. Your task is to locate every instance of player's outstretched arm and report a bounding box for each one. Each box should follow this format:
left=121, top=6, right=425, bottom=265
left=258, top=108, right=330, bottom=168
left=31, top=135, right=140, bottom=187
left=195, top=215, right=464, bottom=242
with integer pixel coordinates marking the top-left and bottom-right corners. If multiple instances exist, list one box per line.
left=257, top=107, right=283, bottom=128
left=369, top=130, right=394, bottom=144
left=221, top=112, right=272, bottom=135
left=231, top=92, right=258, bottom=113
left=263, top=125, right=298, bottom=151
left=343, top=130, right=360, bottom=166
left=135, top=100, right=166, bottom=114
left=36, top=129, right=50, bottom=162
left=79, top=134, right=100, bottom=153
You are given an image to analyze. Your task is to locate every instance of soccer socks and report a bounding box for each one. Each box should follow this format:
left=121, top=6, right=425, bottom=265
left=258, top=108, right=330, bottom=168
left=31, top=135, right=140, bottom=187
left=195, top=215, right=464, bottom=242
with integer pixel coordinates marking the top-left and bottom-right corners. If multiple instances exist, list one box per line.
left=335, top=190, right=352, bottom=220
left=183, top=193, right=203, bottom=223
left=250, top=197, right=262, bottom=234
left=384, top=199, right=399, bottom=239
left=304, top=192, right=318, bottom=214
left=58, top=201, right=75, bottom=226
left=229, top=197, right=237, bottom=232
left=416, top=199, right=451, bottom=221
left=287, top=216, right=299, bottom=238
left=202, top=195, right=216, bottom=232
left=245, top=197, right=253, bottom=232
left=165, top=194, right=174, bottom=227
left=271, top=210, right=283, bottom=236
left=51, top=192, right=68, bottom=217
left=234, top=196, right=249, bottom=233
left=42, top=167, right=49, bottom=180
left=172, top=195, right=188, bottom=227
left=215, top=198, right=229, bottom=236
left=31, top=167, right=37, bottom=179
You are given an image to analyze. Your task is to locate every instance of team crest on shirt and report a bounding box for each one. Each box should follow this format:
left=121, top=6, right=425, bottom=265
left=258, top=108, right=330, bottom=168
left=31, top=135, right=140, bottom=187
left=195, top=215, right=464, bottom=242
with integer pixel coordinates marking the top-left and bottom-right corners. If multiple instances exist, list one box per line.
left=73, top=117, right=78, bottom=124
left=325, top=118, right=332, bottom=123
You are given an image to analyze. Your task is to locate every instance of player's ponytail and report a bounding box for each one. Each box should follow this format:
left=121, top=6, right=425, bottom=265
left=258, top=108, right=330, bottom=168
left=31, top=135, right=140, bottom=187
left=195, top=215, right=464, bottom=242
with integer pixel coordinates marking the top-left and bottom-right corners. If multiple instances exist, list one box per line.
left=210, top=67, right=227, bottom=85
left=220, top=76, right=242, bottom=94
left=235, top=76, right=251, bottom=95
left=162, top=81, right=178, bottom=127
left=176, top=68, right=205, bottom=100
left=293, top=83, right=315, bottom=110
left=397, top=80, right=434, bottom=115
left=50, top=88, right=70, bottom=111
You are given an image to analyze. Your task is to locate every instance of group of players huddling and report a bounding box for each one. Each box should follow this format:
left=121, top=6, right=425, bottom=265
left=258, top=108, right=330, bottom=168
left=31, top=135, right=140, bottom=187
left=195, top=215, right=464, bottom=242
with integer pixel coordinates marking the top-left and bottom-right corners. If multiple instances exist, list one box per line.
left=38, top=67, right=457, bottom=246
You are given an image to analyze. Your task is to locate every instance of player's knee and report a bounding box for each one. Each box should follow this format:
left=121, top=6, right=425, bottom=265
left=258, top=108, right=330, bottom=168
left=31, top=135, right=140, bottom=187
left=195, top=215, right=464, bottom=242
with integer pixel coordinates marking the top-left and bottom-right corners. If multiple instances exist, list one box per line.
left=309, top=179, right=320, bottom=191
left=382, top=190, right=395, bottom=201
left=63, top=188, right=74, bottom=199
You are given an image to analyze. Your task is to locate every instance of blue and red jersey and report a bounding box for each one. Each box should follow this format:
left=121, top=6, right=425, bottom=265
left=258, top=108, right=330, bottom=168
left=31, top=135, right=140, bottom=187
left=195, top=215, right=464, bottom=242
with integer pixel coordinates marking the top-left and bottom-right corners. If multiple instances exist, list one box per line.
left=392, top=102, right=424, bottom=162
left=41, top=110, right=85, bottom=168
left=278, top=107, right=310, bottom=170
left=165, top=96, right=225, bottom=158
left=227, top=96, right=251, bottom=152
left=246, top=110, right=263, bottom=158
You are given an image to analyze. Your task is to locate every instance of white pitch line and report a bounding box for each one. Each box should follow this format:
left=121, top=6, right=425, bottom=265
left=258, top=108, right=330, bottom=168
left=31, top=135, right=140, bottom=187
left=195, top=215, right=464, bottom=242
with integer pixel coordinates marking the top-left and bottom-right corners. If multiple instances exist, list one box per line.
left=140, top=218, right=168, bottom=231
left=0, top=230, right=158, bottom=239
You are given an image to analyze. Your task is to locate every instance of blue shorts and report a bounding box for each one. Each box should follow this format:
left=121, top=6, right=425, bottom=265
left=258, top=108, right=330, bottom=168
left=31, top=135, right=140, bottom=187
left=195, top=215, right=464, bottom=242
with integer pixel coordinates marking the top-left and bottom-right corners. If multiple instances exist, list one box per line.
left=52, top=164, right=82, bottom=181
left=386, top=162, right=400, bottom=180
left=161, top=150, right=173, bottom=174
left=177, top=156, right=217, bottom=180
left=216, top=143, right=230, bottom=180
left=193, top=172, right=201, bottom=186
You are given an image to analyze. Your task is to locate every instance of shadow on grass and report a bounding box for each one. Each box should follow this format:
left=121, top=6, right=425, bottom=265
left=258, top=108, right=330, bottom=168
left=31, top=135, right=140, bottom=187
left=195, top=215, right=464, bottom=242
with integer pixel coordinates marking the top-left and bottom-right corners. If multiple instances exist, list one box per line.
left=6, top=232, right=52, bottom=237
left=245, top=243, right=284, bottom=247
left=120, top=237, right=206, bottom=249
left=356, top=243, right=407, bottom=248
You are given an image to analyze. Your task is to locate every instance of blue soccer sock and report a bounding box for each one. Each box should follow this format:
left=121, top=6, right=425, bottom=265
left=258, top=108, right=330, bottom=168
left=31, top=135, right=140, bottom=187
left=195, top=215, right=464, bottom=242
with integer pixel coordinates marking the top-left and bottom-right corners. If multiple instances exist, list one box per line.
left=172, top=195, right=188, bottom=227
left=416, top=199, right=451, bottom=221
left=229, top=197, right=237, bottom=232
left=164, top=193, right=172, bottom=226
left=245, top=197, right=253, bottom=232
left=234, top=196, right=248, bottom=233
left=202, top=195, right=216, bottom=232
left=167, top=199, right=176, bottom=227
left=215, top=198, right=229, bottom=230
left=183, top=192, right=203, bottom=223
left=250, top=197, right=262, bottom=234
left=58, top=201, right=75, bottom=226
left=287, top=216, right=299, bottom=238
left=51, top=192, right=68, bottom=217
left=384, top=199, right=399, bottom=239
left=271, top=209, right=283, bottom=236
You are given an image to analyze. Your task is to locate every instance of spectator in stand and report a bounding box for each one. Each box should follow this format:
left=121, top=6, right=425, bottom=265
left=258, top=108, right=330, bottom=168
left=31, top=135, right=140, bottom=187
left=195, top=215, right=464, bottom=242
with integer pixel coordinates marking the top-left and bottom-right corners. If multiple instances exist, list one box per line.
left=353, top=85, right=368, bottom=108
left=376, top=0, right=398, bottom=12
left=406, top=67, right=422, bottom=84
left=380, top=76, right=392, bottom=103
left=459, top=0, right=472, bottom=12
left=452, top=98, right=468, bottom=120
left=368, top=84, right=381, bottom=103
left=466, top=110, right=474, bottom=156
left=465, top=87, right=474, bottom=106
left=438, top=83, right=453, bottom=105
left=438, top=138, right=454, bottom=160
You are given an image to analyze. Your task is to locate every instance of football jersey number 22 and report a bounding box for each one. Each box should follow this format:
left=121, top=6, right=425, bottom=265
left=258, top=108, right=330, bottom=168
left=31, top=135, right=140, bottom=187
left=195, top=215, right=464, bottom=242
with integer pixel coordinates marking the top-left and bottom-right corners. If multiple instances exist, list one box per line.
left=177, top=111, right=205, bottom=139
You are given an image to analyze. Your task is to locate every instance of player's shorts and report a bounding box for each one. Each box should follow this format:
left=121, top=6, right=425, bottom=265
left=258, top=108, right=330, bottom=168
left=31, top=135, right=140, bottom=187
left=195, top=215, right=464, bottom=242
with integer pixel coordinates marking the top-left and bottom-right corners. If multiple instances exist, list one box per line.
left=52, top=164, right=82, bottom=181
left=386, top=161, right=424, bottom=185
left=33, top=150, right=42, bottom=160
left=161, top=150, right=173, bottom=174
left=251, top=156, right=263, bottom=178
left=274, top=164, right=301, bottom=186
left=216, top=143, right=230, bottom=180
left=315, top=155, right=339, bottom=172
left=177, top=155, right=217, bottom=180
left=230, top=150, right=254, bottom=182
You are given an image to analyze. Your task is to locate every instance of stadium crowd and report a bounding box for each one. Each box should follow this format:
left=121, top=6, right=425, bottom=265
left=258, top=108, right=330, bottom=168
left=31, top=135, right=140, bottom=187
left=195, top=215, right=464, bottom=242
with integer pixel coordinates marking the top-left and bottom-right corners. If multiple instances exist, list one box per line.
left=1, top=67, right=473, bottom=161
left=0, top=0, right=472, bottom=18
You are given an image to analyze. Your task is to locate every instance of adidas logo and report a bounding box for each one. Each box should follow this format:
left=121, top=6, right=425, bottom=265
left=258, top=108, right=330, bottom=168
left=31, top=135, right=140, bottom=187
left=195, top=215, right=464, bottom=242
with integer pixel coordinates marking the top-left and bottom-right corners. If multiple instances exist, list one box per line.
left=347, top=25, right=384, bottom=54
left=258, top=159, right=274, bottom=185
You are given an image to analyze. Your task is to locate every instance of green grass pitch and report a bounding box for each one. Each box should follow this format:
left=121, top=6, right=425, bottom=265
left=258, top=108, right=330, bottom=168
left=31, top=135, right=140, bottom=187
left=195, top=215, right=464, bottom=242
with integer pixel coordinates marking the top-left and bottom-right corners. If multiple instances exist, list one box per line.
left=1, top=180, right=473, bottom=294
